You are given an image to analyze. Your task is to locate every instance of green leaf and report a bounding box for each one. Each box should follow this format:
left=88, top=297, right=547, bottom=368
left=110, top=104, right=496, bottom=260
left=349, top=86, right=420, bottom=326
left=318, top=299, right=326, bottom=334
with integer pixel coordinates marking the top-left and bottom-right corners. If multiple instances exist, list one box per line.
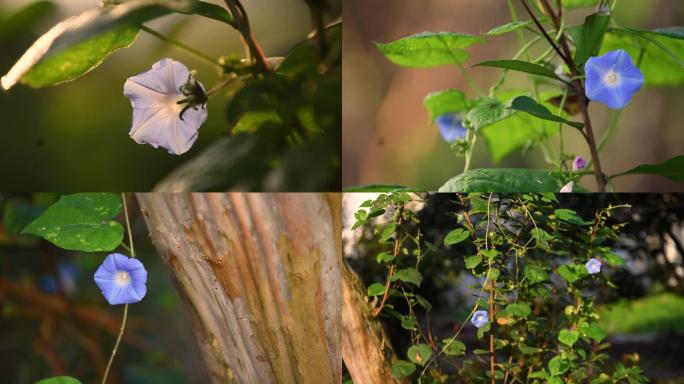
left=481, top=249, right=499, bottom=261
left=2, top=0, right=234, bottom=90
left=474, top=60, right=562, bottom=81
left=343, top=185, right=417, bottom=192
left=574, top=12, right=612, bottom=67
left=602, top=27, right=684, bottom=87
left=23, top=193, right=123, bottom=252
left=376, top=251, right=395, bottom=264
left=391, top=360, right=416, bottom=378
left=424, top=89, right=468, bottom=121
left=502, top=303, right=531, bottom=318
left=601, top=250, right=625, bottom=266
left=518, top=344, right=542, bottom=354
left=35, top=376, right=82, bottom=384
left=390, top=268, right=423, bottom=286
left=508, top=96, right=584, bottom=129
left=415, top=295, right=432, bottom=312
left=579, top=322, right=606, bottom=342
left=407, top=344, right=432, bottom=367
left=481, top=108, right=559, bottom=163
left=439, top=169, right=562, bottom=192
left=367, top=283, right=386, bottom=297
left=400, top=315, right=418, bottom=330
left=557, top=264, right=580, bottom=283
left=558, top=329, right=580, bottom=347
left=613, top=155, right=684, bottom=182
left=530, top=228, right=553, bottom=250
left=444, top=228, right=469, bottom=246
left=555, top=209, right=589, bottom=225
left=548, top=355, right=570, bottom=376
left=465, top=255, right=483, bottom=269
left=525, top=265, right=549, bottom=284
left=443, top=339, right=466, bottom=356
left=375, top=31, right=484, bottom=68
left=466, top=98, right=516, bottom=131
left=381, top=223, right=397, bottom=242
left=485, top=20, right=534, bottom=36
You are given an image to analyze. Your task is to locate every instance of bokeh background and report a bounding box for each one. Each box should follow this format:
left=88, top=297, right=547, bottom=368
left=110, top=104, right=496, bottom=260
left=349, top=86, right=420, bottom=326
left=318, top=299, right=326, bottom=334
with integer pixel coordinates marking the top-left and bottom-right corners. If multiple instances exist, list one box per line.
left=343, top=0, right=684, bottom=191
left=343, top=193, right=684, bottom=382
left=0, top=193, right=211, bottom=383
left=0, top=0, right=320, bottom=191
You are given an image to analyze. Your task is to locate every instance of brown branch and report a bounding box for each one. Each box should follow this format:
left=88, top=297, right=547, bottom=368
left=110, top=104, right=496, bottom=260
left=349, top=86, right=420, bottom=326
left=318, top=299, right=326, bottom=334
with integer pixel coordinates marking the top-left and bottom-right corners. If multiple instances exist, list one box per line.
left=488, top=281, right=496, bottom=384
left=224, top=0, right=270, bottom=73
left=373, top=204, right=405, bottom=318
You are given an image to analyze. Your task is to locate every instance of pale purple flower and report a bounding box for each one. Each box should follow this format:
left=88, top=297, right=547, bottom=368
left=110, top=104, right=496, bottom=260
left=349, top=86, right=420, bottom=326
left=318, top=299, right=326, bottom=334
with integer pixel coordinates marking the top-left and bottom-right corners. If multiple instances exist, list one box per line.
left=585, top=49, right=644, bottom=110
left=572, top=156, right=586, bottom=172
left=471, top=310, right=489, bottom=328
left=560, top=181, right=574, bottom=193
left=585, top=258, right=602, bottom=275
left=436, top=114, right=467, bottom=143
left=124, top=58, right=208, bottom=155
left=94, top=253, right=147, bottom=305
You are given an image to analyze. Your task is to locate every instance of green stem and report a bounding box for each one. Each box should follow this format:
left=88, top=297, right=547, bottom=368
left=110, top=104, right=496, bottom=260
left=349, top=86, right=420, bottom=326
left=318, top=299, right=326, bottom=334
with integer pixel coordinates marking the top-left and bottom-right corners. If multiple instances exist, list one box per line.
left=100, top=194, right=136, bottom=384
left=464, top=132, right=478, bottom=172
left=140, top=25, right=222, bottom=68
left=457, top=63, right=486, bottom=98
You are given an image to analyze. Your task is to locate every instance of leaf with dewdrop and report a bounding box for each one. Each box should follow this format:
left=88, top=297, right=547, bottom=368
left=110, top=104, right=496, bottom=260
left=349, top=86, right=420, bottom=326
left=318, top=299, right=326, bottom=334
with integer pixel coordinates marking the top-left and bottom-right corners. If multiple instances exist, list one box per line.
left=23, top=193, right=123, bottom=252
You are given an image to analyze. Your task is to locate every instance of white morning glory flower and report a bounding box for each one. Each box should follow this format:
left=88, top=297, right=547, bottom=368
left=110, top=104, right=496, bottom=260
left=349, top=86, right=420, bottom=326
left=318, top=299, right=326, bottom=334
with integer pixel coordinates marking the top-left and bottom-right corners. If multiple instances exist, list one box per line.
left=123, top=58, right=208, bottom=155
left=585, top=258, right=602, bottom=275
left=560, top=181, right=574, bottom=193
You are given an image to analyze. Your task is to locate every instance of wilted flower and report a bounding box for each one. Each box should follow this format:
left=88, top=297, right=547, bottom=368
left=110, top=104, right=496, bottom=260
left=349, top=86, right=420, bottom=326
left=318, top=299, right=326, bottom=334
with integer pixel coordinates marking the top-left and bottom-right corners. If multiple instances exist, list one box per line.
left=123, top=58, right=208, bottom=155
left=585, top=258, right=602, bottom=275
left=560, top=181, right=574, bottom=193
left=585, top=49, right=644, bottom=110
left=435, top=114, right=467, bottom=143
left=471, top=310, right=489, bottom=328
left=94, top=253, right=147, bottom=305
left=572, top=156, right=586, bottom=172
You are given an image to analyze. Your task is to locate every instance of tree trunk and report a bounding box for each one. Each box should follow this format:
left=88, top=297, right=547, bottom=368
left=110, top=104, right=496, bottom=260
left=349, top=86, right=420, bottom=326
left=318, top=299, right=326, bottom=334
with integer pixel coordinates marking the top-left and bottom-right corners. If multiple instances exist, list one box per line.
left=136, top=193, right=341, bottom=384
left=341, top=262, right=406, bottom=384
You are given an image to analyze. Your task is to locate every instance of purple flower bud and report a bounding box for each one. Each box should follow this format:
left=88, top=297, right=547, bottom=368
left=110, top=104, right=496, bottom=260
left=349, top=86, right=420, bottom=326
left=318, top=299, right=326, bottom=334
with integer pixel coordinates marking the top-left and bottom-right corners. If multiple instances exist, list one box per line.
left=585, top=49, right=644, bottom=110
left=471, top=310, right=489, bottom=328
left=435, top=114, right=467, bottom=143
left=572, top=156, right=586, bottom=172
left=94, top=253, right=147, bottom=305
left=585, top=258, right=602, bottom=275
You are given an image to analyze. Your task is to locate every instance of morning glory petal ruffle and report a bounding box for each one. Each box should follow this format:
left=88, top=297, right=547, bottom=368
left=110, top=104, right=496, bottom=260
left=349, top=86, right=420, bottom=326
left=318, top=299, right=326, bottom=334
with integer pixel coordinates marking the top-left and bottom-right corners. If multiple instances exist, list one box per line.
left=123, top=58, right=207, bottom=155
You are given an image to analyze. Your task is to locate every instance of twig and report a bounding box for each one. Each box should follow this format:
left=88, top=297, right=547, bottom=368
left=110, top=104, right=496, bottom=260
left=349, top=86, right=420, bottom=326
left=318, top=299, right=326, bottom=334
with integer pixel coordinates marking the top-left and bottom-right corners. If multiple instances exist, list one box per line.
left=372, top=205, right=405, bottom=318
left=224, top=0, right=270, bottom=73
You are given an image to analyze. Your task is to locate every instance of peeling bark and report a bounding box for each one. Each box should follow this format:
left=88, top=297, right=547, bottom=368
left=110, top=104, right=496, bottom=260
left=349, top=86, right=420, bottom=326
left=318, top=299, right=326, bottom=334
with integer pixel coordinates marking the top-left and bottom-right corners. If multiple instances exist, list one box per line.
left=136, top=193, right=341, bottom=384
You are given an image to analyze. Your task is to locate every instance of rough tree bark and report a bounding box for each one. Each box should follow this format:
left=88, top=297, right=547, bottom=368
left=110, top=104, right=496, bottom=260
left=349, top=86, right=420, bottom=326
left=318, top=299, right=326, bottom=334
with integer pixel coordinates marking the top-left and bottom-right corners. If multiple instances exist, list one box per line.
left=136, top=193, right=341, bottom=384
left=341, top=263, right=406, bottom=384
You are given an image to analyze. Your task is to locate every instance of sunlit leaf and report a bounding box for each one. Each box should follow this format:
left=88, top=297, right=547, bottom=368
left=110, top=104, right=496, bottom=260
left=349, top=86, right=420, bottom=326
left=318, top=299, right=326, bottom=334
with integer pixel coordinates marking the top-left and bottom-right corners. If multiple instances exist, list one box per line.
left=376, top=31, right=484, bottom=68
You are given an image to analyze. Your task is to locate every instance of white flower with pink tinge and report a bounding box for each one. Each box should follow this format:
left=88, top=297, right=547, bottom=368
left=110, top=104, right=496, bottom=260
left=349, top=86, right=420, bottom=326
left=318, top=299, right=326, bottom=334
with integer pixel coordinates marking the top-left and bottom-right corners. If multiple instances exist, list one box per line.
left=123, top=58, right=207, bottom=155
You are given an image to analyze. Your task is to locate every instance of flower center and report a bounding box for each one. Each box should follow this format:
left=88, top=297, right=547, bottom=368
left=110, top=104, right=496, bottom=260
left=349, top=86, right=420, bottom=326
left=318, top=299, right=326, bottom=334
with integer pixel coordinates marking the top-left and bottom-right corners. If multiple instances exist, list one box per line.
left=603, top=71, right=620, bottom=86
left=115, top=271, right=131, bottom=287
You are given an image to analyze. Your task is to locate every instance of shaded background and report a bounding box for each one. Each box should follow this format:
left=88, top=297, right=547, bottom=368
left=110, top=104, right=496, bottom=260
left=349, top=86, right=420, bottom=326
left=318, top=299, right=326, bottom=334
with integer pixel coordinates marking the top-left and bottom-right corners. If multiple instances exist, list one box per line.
left=343, top=193, right=684, bottom=382
left=343, top=0, right=684, bottom=191
left=0, top=194, right=210, bottom=383
left=0, top=0, right=322, bottom=191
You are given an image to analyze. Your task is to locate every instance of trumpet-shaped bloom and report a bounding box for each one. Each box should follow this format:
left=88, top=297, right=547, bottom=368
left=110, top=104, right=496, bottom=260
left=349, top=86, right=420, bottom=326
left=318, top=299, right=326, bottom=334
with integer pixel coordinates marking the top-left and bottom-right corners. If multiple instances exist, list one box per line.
left=124, top=58, right=207, bottom=155
left=436, top=114, right=467, bottom=143
left=572, top=156, right=586, bottom=172
left=584, top=49, right=644, bottom=110
left=471, top=310, right=489, bottom=328
left=585, top=258, right=602, bottom=275
left=94, top=253, right=147, bottom=305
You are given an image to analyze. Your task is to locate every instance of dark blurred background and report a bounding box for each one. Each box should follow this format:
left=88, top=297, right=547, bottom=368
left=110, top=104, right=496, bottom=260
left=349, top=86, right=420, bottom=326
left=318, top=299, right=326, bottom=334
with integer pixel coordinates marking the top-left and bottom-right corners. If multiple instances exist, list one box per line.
left=0, top=0, right=318, bottom=191
left=343, top=193, right=684, bottom=382
left=343, top=0, right=684, bottom=191
left=0, top=193, right=210, bottom=383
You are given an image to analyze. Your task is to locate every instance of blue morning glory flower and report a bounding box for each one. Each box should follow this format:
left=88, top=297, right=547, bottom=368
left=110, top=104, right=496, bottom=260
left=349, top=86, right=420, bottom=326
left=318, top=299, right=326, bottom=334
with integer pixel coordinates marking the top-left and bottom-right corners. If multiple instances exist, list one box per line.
left=585, top=258, right=602, bottom=275
left=584, top=49, right=644, bottom=110
left=94, top=253, right=147, bottom=305
left=471, top=310, right=489, bottom=328
left=435, top=114, right=467, bottom=143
